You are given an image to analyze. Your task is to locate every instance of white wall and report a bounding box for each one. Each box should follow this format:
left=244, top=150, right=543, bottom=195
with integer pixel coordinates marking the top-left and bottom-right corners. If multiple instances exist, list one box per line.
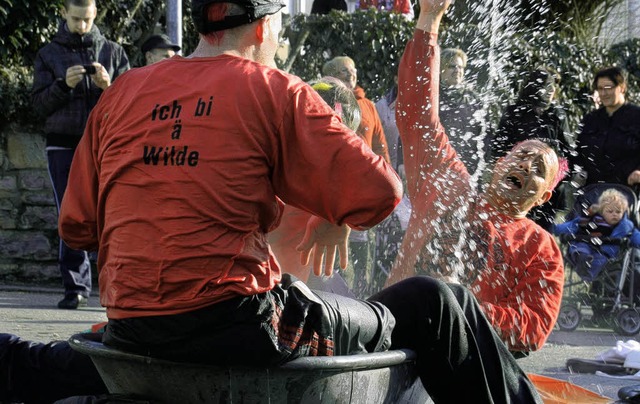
left=286, top=0, right=314, bottom=15
left=600, top=0, right=640, bottom=46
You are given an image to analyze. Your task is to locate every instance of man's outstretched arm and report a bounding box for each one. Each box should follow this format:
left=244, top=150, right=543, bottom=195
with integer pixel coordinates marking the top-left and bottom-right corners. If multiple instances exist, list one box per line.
left=389, top=0, right=473, bottom=284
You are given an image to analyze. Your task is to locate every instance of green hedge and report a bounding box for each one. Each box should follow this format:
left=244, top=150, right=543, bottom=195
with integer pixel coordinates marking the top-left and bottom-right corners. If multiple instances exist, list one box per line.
left=2, top=8, right=639, bottom=133
left=282, top=9, right=415, bottom=100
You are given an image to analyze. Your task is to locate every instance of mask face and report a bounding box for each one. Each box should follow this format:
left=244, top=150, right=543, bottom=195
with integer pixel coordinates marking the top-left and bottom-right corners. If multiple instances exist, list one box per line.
left=62, top=4, right=97, bottom=36
left=487, top=141, right=556, bottom=216
left=530, top=82, right=555, bottom=110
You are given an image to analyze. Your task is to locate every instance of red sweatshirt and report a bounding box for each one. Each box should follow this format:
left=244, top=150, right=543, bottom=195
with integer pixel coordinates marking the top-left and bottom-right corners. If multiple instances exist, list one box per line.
left=59, top=54, right=402, bottom=319
left=390, top=30, right=564, bottom=352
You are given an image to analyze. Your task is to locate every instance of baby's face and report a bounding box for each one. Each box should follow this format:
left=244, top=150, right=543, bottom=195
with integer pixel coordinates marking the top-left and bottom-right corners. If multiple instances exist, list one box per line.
left=601, top=203, right=625, bottom=226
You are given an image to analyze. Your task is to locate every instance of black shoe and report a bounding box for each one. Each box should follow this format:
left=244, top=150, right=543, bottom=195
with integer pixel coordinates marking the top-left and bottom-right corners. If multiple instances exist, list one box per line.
left=619, top=384, right=640, bottom=402
left=58, top=294, right=88, bottom=310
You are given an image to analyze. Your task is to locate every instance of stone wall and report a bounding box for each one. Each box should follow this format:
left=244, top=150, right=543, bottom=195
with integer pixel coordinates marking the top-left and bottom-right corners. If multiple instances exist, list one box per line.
left=0, top=124, right=60, bottom=286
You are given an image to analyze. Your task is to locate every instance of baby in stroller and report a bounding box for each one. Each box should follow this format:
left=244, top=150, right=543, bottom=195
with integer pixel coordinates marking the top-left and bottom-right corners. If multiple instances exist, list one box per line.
left=554, top=188, right=640, bottom=282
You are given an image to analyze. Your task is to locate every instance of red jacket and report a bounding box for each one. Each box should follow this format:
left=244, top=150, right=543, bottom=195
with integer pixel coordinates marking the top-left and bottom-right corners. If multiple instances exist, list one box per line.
left=389, top=30, right=564, bottom=352
left=358, top=0, right=413, bottom=16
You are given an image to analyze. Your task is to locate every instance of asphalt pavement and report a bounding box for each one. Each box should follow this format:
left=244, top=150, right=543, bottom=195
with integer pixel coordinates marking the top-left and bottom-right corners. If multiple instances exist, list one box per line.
left=2, top=285, right=640, bottom=402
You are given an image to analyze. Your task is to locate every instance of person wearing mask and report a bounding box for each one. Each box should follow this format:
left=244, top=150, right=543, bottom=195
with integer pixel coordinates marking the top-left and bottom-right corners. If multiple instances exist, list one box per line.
left=491, top=67, right=573, bottom=231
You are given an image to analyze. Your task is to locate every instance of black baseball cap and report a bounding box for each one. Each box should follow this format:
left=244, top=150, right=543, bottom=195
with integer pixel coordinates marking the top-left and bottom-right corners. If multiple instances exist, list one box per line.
left=191, top=0, right=285, bottom=33
left=141, top=34, right=181, bottom=53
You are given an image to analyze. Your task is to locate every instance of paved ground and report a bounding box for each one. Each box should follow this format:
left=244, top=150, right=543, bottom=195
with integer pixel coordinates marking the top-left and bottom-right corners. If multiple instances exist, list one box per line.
left=2, top=285, right=640, bottom=402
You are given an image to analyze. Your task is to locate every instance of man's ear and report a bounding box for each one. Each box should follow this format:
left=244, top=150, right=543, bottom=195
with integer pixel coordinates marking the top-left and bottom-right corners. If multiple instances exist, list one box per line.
left=255, top=18, right=267, bottom=42
left=535, top=189, right=553, bottom=207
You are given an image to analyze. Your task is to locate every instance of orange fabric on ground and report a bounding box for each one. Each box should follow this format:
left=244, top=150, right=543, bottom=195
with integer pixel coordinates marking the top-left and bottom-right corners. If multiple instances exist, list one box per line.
left=527, top=374, right=611, bottom=404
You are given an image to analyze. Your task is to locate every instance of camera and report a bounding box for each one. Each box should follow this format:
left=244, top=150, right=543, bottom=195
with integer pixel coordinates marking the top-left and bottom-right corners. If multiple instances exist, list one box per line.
left=84, top=64, right=97, bottom=75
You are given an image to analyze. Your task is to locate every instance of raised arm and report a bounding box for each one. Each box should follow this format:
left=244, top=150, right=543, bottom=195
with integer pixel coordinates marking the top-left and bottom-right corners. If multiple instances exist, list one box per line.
left=389, top=0, right=472, bottom=283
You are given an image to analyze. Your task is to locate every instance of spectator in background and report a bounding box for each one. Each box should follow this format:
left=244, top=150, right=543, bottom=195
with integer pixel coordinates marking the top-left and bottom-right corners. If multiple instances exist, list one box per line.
left=357, top=0, right=414, bottom=20
left=439, top=48, right=486, bottom=178
left=31, top=0, right=129, bottom=310
left=571, top=66, right=640, bottom=188
left=141, top=34, right=181, bottom=66
left=322, top=56, right=391, bottom=164
left=554, top=188, right=640, bottom=282
left=491, top=67, right=573, bottom=232
left=323, top=55, right=391, bottom=296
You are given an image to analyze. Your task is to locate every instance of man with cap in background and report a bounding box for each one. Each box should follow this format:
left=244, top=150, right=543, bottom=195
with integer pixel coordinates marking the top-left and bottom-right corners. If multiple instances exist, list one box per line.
left=140, top=33, right=181, bottom=65
left=57, top=0, right=542, bottom=401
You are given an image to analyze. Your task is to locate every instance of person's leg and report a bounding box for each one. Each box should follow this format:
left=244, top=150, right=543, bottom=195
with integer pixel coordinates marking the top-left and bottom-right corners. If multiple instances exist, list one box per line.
left=0, top=333, right=107, bottom=403
left=369, top=276, right=541, bottom=403
left=313, top=288, right=394, bottom=355
left=446, top=283, right=541, bottom=402
left=47, top=148, right=91, bottom=307
left=371, top=215, right=402, bottom=295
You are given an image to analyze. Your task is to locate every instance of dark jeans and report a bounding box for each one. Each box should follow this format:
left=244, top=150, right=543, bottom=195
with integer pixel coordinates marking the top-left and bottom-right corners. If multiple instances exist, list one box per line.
left=104, top=275, right=394, bottom=365
left=0, top=333, right=107, bottom=404
left=47, top=148, right=91, bottom=297
left=370, top=278, right=541, bottom=403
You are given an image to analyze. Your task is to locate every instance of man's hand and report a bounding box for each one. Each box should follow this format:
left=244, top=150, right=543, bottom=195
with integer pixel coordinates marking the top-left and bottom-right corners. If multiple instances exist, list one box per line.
left=89, top=63, right=111, bottom=90
left=416, top=0, right=452, bottom=33
left=65, top=65, right=86, bottom=89
left=297, top=216, right=351, bottom=277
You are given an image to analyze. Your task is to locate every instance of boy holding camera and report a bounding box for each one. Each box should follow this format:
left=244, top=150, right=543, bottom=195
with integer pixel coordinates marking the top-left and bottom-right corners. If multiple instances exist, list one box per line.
left=32, top=0, right=129, bottom=309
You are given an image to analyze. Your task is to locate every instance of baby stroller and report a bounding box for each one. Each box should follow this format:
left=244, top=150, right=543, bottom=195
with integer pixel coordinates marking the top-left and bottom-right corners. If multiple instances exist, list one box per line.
left=556, top=183, right=640, bottom=336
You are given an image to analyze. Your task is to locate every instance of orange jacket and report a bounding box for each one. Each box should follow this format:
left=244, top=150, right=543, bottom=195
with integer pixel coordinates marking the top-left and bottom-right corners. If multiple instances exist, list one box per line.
left=353, top=86, right=391, bottom=164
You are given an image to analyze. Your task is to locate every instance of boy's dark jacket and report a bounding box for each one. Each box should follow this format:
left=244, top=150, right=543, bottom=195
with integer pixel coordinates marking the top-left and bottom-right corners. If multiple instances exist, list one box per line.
left=32, top=21, right=130, bottom=147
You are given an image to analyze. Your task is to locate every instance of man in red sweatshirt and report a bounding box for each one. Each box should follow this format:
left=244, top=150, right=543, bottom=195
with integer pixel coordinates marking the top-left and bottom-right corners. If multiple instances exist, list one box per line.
left=386, top=0, right=565, bottom=358
left=56, top=0, right=542, bottom=402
